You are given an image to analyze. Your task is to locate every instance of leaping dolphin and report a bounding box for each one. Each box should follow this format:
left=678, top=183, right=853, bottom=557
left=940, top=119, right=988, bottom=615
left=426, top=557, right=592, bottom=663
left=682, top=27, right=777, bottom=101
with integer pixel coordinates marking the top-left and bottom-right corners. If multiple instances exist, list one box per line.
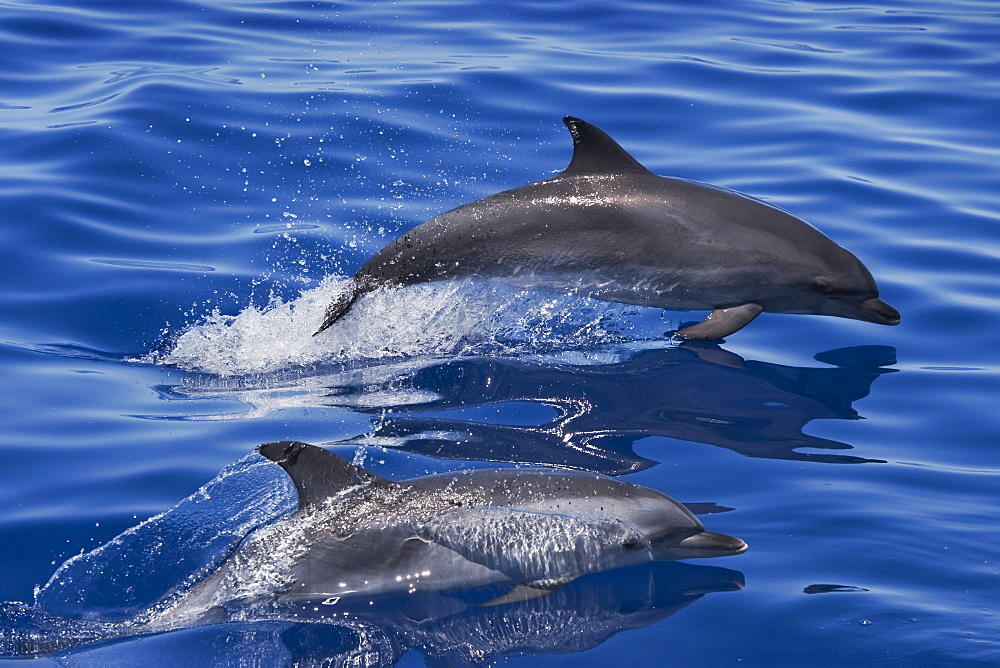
left=316, top=117, right=898, bottom=339
left=170, top=441, right=746, bottom=617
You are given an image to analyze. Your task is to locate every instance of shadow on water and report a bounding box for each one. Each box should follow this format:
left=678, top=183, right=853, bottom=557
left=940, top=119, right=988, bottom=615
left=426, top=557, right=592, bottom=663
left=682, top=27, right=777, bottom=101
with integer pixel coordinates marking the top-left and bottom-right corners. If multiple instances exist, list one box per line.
left=330, top=342, right=898, bottom=472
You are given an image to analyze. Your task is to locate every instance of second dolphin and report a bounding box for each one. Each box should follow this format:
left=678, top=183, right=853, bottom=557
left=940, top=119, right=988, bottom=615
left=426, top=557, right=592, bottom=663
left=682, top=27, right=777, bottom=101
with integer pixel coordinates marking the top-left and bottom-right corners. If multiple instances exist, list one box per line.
left=168, top=441, right=746, bottom=618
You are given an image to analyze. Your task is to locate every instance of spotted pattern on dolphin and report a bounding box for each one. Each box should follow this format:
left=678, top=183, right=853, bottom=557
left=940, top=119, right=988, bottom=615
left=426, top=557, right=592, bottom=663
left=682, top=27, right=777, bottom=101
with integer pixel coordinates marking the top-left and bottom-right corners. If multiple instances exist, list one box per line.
left=167, top=441, right=747, bottom=618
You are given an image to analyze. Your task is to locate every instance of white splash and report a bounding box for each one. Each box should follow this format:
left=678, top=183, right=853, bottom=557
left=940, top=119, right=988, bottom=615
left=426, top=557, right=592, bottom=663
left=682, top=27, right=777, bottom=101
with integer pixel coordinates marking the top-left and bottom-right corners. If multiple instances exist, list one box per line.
left=148, top=275, right=668, bottom=378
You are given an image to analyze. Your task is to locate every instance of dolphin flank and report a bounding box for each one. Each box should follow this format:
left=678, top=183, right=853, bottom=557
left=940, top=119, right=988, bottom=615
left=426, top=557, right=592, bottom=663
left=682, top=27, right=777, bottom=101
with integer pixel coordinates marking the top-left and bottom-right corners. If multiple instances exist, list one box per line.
left=168, top=441, right=747, bottom=617
left=316, top=117, right=898, bottom=339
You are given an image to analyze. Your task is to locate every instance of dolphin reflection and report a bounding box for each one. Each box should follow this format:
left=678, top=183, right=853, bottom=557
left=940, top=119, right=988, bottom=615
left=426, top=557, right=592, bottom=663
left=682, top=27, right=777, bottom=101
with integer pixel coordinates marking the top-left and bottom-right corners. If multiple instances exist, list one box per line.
left=330, top=343, right=897, bottom=469
left=1, top=561, right=743, bottom=663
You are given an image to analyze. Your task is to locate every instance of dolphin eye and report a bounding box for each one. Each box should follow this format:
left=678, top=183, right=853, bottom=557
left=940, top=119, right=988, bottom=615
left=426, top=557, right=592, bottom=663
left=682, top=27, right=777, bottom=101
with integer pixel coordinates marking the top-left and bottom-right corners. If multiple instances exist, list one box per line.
left=810, top=278, right=834, bottom=294
left=622, top=538, right=642, bottom=551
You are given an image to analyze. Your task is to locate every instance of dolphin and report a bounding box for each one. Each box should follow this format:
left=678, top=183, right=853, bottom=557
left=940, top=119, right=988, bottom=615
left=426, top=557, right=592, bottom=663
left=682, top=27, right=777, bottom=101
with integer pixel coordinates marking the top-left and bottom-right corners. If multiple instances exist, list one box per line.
left=316, top=116, right=898, bottom=339
left=168, top=441, right=746, bottom=617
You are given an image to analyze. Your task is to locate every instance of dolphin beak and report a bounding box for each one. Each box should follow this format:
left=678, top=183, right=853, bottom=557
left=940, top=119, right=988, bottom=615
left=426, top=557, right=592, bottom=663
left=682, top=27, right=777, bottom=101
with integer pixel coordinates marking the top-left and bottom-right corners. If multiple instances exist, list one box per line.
left=667, top=531, right=748, bottom=559
left=860, top=298, right=900, bottom=326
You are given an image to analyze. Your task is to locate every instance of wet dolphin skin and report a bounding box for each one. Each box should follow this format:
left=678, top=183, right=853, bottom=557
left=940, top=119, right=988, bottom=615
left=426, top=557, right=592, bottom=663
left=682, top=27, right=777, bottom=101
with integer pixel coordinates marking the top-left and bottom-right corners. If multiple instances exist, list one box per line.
left=318, top=117, right=898, bottom=339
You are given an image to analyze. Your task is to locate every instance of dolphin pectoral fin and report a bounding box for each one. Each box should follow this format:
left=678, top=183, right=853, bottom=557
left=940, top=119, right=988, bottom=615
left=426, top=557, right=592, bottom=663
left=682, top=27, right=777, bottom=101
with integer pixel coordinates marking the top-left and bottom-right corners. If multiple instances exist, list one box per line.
left=480, top=577, right=576, bottom=607
left=675, top=303, right=764, bottom=340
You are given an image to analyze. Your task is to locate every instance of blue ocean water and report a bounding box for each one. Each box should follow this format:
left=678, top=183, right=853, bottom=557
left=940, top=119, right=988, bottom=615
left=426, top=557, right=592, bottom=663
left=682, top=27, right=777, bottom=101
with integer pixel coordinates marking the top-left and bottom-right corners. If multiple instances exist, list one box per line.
left=1, top=0, right=998, bottom=664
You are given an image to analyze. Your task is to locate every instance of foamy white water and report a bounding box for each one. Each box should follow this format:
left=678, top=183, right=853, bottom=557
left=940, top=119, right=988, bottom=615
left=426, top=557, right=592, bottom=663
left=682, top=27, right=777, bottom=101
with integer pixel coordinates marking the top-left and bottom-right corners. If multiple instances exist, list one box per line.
left=149, top=275, right=671, bottom=377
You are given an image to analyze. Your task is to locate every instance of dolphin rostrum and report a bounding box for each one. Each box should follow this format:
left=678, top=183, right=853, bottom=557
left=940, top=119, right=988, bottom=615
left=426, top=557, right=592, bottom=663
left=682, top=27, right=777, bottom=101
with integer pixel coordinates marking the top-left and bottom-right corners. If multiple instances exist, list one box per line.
left=316, top=117, right=898, bottom=339
left=170, top=441, right=746, bottom=616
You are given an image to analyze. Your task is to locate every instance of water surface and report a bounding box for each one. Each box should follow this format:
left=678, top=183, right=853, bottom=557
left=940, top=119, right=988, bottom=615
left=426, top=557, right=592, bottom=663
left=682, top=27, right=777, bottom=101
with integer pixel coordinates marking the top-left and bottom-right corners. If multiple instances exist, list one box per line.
left=1, top=0, right=999, bottom=665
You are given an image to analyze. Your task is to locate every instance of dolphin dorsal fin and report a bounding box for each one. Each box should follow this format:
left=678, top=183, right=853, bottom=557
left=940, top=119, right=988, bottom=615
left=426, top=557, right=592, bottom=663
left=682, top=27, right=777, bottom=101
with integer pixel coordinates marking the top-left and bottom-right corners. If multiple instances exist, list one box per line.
left=559, top=117, right=652, bottom=177
left=258, top=441, right=391, bottom=511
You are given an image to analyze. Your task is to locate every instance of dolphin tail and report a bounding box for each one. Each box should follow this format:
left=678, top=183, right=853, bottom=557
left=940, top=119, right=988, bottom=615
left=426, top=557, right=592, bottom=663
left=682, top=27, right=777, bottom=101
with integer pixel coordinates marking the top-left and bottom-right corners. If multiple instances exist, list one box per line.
left=314, top=280, right=364, bottom=335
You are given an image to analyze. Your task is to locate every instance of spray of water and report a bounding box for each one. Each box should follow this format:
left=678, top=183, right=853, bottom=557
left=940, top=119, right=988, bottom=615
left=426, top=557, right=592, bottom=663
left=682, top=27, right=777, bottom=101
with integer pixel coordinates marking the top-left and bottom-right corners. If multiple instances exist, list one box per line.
left=146, top=275, right=671, bottom=378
